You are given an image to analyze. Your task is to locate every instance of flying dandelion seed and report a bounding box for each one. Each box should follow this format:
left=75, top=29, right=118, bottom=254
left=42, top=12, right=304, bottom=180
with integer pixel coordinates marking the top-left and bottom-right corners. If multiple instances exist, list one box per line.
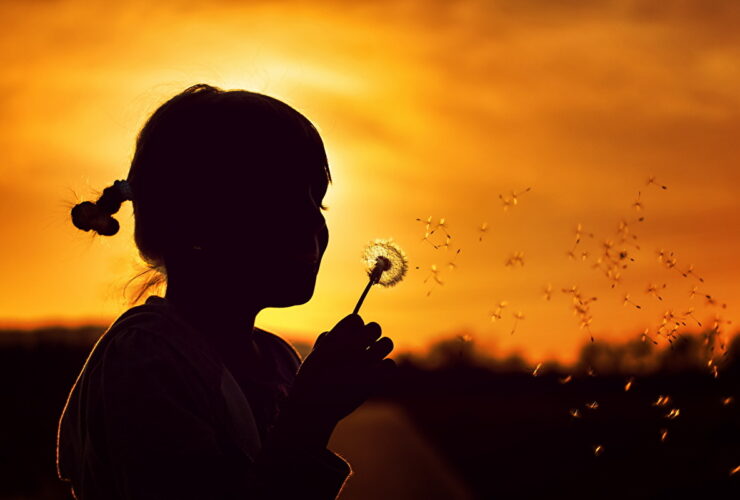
left=510, top=311, right=525, bottom=335
left=722, top=397, right=734, bottom=406
left=625, top=377, right=634, bottom=392
left=593, top=445, right=604, bottom=457
left=457, top=333, right=473, bottom=343
left=647, top=175, right=668, bottom=190
left=684, top=307, right=702, bottom=327
left=642, top=328, right=658, bottom=345
left=353, top=238, right=408, bottom=315
left=478, top=222, right=489, bottom=242
left=730, top=465, right=740, bottom=476
left=447, top=248, right=462, bottom=270
left=424, top=264, right=444, bottom=296
left=532, top=363, right=542, bottom=377
left=505, top=251, right=525, bottom=267
left=569, top=408, right=581, bottom=418
left=653, top=395, right=671, bottom=407
left=416, top=216, right=453, bottom=249
left=542, top=283, right=553, bottom=301
left=646, top=283, right=667, bottom=301
left=585, top=401, right=599, bottom=410
left=665, top=408, right=680, bottom=419
left=432, top=217, right=451, bottom=238
left=498, top=187, right=532, bottom=211
left=559, top=375, right=573, bottom=384
left=623, top=293, right=642, bottom=310
left=489, top=301, right=508, bottom=322
left=660, top=429, right=668, bottom=442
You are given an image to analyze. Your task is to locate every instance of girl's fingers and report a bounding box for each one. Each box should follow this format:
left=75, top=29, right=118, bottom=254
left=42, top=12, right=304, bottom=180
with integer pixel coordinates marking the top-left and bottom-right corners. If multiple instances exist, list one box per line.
left=320, top=314, right=364, bottom=349
left=364, top=322, right=382, bottom=345
left=365, top=336, right=394, bottom=361
left=334, top=318, right=381, bottom=353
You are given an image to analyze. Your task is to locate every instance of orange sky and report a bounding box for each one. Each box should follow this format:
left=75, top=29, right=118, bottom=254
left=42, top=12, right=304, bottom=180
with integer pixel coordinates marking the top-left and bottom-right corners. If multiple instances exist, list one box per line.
left=1, top=0, right=738, bottom=364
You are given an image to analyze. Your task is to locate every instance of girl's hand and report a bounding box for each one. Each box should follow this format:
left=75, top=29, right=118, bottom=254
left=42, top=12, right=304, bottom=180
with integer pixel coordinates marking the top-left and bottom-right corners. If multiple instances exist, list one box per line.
left=280, top=314, right=397, bottom=434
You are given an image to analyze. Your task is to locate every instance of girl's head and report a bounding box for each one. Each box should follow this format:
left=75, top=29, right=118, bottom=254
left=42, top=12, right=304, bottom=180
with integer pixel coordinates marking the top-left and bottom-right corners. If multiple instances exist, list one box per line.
left=71, top=83, right=331, bottom=309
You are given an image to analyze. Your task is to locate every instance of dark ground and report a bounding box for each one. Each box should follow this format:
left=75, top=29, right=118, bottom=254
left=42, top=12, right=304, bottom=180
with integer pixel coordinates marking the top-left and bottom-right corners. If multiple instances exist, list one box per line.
left=1, top=326, right=738, bottom=499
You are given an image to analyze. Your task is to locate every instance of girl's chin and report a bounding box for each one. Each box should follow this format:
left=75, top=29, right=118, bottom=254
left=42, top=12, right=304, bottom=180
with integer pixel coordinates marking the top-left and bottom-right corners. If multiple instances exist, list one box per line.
left=262, top=275, right=318, bottom=306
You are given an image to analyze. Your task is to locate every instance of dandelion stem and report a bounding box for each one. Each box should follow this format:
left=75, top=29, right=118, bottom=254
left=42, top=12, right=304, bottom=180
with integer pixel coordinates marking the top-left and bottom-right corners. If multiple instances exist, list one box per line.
left=353, top=277, right=376, bottom=315
left=354, top=260, right=385, bottom=315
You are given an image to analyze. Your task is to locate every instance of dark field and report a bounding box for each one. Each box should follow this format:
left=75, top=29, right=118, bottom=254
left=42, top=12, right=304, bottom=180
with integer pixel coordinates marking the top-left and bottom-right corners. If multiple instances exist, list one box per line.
left=1, top=326, right=738, bottom=499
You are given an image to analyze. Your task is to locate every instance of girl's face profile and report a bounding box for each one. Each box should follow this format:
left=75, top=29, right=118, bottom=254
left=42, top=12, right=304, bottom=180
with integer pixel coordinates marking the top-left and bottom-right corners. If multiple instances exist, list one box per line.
left=203, top=165, right=329, bottom=309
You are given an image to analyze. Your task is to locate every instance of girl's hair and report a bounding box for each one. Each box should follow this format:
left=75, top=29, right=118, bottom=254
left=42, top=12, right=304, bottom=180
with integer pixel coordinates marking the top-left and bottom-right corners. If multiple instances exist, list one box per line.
left=70, top=83, right=332, bottom=304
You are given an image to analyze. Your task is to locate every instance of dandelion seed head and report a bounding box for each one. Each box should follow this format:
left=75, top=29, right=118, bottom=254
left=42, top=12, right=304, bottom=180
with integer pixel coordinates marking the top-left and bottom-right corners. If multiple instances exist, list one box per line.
left=361, top=238, right=408, bottom=287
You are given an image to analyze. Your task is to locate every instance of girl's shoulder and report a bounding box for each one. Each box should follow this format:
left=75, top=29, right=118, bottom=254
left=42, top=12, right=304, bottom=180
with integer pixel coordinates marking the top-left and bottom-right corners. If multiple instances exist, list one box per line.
left=94, top=296, right=225, bottom=383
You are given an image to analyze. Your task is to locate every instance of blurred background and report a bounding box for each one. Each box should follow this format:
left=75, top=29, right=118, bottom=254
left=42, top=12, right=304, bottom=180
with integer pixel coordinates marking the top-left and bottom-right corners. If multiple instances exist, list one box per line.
left=1, top=0, right=738, bottom=498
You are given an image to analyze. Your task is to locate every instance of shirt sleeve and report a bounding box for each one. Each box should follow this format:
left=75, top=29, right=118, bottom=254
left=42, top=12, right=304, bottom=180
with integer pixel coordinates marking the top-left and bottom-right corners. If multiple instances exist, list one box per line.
left=100, top=327, right=352, bottom=500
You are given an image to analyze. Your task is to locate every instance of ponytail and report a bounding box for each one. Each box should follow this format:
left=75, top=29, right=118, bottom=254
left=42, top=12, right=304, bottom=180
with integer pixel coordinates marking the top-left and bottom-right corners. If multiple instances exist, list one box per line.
left=71, top=179, right=133, bottom=236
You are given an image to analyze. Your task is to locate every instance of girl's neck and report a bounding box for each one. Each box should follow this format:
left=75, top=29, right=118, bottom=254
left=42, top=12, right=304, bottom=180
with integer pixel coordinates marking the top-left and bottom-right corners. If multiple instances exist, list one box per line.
left=163, top=279, right=261, bottom=357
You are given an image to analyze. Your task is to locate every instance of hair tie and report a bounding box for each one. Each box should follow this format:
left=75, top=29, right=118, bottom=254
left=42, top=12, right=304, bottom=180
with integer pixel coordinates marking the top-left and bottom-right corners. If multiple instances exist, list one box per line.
left=114, top=179, right=134, bottom=201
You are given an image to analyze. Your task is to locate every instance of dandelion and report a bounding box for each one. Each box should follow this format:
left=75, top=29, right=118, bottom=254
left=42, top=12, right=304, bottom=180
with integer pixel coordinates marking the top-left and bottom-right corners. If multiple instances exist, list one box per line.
left=353, top=238, right=408, bottom=315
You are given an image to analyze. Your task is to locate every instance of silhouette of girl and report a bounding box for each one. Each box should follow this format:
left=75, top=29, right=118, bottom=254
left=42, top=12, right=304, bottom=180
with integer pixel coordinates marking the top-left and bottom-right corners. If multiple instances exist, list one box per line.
left=56, top=83, right=397, bottom=499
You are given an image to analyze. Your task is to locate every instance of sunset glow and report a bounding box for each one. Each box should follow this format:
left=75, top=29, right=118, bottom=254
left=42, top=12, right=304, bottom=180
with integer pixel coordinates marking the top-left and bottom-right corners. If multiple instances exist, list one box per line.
left=1, top=0, right=738, bottom=365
